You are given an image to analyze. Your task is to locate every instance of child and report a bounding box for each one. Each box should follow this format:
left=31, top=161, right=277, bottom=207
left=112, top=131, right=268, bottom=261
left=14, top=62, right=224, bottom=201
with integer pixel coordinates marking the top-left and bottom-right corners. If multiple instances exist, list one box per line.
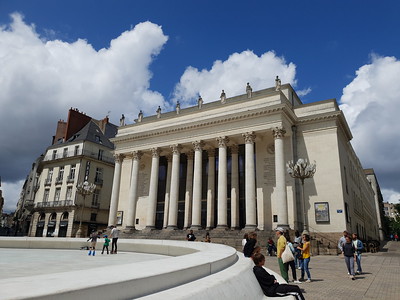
left=102, top=235, right=110, bottom=254
left=253, top=253, right=305, bottom=300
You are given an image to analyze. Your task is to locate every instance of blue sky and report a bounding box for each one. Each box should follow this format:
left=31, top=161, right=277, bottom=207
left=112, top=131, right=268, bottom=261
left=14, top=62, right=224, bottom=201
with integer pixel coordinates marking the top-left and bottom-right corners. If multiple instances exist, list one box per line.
left=1, top=0, right=400, bottom=212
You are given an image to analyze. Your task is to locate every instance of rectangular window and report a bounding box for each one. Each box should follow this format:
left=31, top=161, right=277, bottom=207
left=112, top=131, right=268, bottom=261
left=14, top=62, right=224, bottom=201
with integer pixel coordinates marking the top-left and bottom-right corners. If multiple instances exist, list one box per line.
left=69, top=164, right=76, bottom=180
left=58, top=166, right=64, bottom=181
left=98, top=149, right=104, bottom=160
left=54, top=188, right=61, bottom=201
left=48, top=168, right=53, bottom=180
left=43, top=189, right=50, bottom=202
left=95, top=167, right=103, bottom=184
left=74, top=145, right=80, bottom=156
left=52, top=150, right=57, bottom=160
left=66, top=186, right=73, bottom=200
left=90, top=213, right=97, bottom=222
left=92, top=189, right=100, bottom=207
left=63, top=148, right=68, bottom=158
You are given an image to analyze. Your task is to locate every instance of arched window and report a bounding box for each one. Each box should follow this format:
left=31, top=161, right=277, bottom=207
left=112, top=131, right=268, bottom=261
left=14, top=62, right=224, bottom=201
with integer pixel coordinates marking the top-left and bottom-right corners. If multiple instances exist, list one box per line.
left=49, top=213, right=57, bottom=222
left=61, top=212, right=69, bottom=220
left=38, top=213, right=46, bottom=221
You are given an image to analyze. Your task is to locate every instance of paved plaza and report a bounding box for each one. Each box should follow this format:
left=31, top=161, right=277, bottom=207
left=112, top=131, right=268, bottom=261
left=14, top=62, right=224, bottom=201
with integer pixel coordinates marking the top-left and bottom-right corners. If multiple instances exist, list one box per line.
left=265, top=241, right=400, bottom=300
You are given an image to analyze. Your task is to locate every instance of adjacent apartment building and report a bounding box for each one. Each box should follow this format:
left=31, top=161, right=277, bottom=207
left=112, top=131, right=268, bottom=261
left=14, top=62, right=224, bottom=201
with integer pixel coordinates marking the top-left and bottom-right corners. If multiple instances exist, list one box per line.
left=16, top=108, right=117, bottom=237
left=108, top=81, right=382, bottom=241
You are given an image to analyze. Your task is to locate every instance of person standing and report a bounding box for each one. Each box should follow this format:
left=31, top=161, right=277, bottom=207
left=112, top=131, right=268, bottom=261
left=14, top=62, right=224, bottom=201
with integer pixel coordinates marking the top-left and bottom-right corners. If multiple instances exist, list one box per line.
left=284, top=231, right=301, bottom=284
left=253, top=253, right=305, bottom=300
left=101, top=235, right=110, bottom=255
left=110, top=225, right=119, bottom=254
left=352, top=233, right=363, bottom=274
left=293, top=231, right=302, bottom=269
left=275, top=227, right=288, bottom=282
left=242, top=233, right=249, bottom=250
left=297, top=233, right=311, bottom=282
left=343, top=235, right=356, bottom=280
left=338, top=230, right=349, bottom=254
left=243, top=232, right=257, bottom=258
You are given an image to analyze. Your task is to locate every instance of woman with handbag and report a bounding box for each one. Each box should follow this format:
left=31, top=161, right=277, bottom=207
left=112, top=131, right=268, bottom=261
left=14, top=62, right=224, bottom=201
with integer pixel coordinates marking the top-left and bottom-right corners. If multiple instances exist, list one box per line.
left=284, top=231, right=301, bottom=284
left=297, top=233, right=311, bottom=282
left=275, top=227, right=289, bottom=282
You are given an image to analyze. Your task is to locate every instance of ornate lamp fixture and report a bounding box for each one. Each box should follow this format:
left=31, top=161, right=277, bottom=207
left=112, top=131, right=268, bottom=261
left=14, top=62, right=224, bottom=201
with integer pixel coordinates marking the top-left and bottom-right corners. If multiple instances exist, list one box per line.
left=75, top=181, right=96, bottom=238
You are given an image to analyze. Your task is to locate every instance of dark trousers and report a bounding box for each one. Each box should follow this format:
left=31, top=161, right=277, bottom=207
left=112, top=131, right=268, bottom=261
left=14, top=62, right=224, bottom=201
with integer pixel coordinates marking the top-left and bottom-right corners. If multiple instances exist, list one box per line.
left=275, top=284, right=305, bottom=300
left=112, top=238, right=118, bottom=253
left=285, top=259, right=298, bottom=281
left=102, top=245, right=109, bottom=254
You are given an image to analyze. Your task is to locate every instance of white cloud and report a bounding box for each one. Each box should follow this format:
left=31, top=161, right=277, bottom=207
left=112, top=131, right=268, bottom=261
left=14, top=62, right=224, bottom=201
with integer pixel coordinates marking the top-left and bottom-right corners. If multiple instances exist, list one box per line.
left=382, top=189, right=400, bottom=204
left=0, top=13, right=169, bottom=211
left=297, top=87, right=312, bottom=97
left=1, top=180, right=25, bottom=213
left=340, top=55, right=400, bottom=195
left=172, top=50, right=298, bottom=106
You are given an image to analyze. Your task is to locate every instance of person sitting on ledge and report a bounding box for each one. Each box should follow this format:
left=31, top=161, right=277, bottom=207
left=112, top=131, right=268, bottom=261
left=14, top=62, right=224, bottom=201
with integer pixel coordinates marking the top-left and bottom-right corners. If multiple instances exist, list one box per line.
left=253, top=253, right=305, bottom=300
left=243, top=232, right=257, bottom=257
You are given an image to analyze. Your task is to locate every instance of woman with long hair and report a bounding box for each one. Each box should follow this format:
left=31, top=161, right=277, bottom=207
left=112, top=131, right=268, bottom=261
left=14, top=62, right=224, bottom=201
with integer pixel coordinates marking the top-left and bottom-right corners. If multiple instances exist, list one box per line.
left=297, top=233, right=311, bottom=282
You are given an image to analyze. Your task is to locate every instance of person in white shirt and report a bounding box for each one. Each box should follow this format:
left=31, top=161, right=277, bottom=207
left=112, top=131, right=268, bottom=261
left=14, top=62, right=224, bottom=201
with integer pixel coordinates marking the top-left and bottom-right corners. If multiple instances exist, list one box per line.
left=110, top=225, right=120, bottom=254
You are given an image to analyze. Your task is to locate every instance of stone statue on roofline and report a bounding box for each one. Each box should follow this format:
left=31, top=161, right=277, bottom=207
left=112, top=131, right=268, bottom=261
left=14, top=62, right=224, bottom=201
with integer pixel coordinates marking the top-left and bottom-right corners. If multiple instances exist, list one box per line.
left=220, top=90, right=226, bottom=103
left=138, top=110, right=143, bottom=122
left=119, top=114, right=125, bottom=126
left=275, top=76, right=281, bottom=91
left=198, top=96, right=203, bottom=109
left=176, top=101, right=181, bottom=114
left=156, top=106, right=162, bottom=118
left=246, top=82, right=252, bottom=98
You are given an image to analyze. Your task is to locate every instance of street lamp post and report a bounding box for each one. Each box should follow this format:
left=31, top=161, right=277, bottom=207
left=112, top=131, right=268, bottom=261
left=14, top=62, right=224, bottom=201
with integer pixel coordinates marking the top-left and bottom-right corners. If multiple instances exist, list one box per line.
left=287, top=158, right=316, bottom=233
left=75, top=181, right=96, bottom=238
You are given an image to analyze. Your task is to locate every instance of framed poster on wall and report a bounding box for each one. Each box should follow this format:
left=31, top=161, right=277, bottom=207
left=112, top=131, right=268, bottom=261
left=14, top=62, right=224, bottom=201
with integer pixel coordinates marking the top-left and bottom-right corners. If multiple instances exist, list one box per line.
left=314, top=202, right=330, bottom=222
left=116, top=211, right=123, bottom=225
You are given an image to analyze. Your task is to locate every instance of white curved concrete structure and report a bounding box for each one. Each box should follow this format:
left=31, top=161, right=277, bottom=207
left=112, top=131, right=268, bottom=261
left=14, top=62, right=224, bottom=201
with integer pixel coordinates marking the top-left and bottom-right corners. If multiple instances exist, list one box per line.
left=0, top=237, right=294, bottom=300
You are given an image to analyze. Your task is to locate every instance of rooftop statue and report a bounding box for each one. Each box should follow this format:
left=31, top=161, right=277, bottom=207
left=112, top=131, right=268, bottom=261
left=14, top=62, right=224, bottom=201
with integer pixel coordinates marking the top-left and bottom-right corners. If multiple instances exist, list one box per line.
left=198, top=96, right=203, bottom=109
left=176, top=101, right=181, bottom=114
left=220, top=90, right=226, bottom=103
left=275, top=76, right=281, bottom=91
left=138, top=110, right=143, bottom=122
left=156, top=106, right=162, bottom=118
left=119, top=114, right=125, bottom=126
left=246, top=82, right=252, bottom=98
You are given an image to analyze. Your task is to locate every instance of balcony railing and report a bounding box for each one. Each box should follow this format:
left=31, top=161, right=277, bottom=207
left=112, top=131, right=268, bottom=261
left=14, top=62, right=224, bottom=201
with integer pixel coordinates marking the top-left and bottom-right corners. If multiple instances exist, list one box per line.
left=55, top=178, right=63, bottom=185
left=44, top=179, right=52, bottom=186
left=67, top=176, right=75, bottom=183
left=35, top=200, right=74, bottom=208
left=43, top=149, right=114, bottom=164
left=24, top=200, right=34, bottom=207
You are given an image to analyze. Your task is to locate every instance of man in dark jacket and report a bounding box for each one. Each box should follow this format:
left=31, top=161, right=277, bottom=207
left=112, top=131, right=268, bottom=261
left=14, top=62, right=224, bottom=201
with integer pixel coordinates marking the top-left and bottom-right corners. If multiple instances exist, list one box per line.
left=253, top=253, right=305, bottom=300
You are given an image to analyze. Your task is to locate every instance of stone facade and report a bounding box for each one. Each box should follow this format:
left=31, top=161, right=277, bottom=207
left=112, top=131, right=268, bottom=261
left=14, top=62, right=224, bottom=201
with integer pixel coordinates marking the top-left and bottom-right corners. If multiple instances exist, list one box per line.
left=109, top=83, right=381, bottom=241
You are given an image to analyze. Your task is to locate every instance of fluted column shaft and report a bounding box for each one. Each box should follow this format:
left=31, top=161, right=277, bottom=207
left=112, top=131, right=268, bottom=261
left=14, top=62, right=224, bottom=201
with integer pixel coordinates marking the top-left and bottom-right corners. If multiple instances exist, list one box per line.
left=184, top=152, right=194, bottom=228
left=230, top=145, right=239, bottom=228
left=243, top=132, right=257, bottom=228
left=146, top=148, right=160, bottom=229
left=191, top=141, right=204, bottom=228
left=108, top=154, right=123, bottom=226
left=163, top=155, right=172, bottom=228
left=216, top=136, right=229, bottom=228
left=168, top=144, right=181, bottom=229
left=126, top=151, right=142, bottom=229
left=273, top=127, right=288, bottom=227
left=206, top=150, right=215, bottom=229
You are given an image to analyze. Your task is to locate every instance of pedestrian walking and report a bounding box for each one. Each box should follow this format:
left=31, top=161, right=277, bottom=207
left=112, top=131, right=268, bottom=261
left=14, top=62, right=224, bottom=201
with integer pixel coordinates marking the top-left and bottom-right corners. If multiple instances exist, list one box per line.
left=87, top=231, right=100, bottom=256
left=253, top=253, right=305, bottom=300
left=284, top=231, right=301, bottom=284
left=352, top=233, right=363, bottom=274
left=297, top=233, right=311, bottom=282
left=275, top=227, right=289, bottom=282
left=101, top=235, right=110, bottom=254
left=293, top=230, right=302, bottom=269
left=338, top=230, right=349, bottom=253
left=343, top=235, right=356, bottom=280
left=110, top=225, right=119, bottom=254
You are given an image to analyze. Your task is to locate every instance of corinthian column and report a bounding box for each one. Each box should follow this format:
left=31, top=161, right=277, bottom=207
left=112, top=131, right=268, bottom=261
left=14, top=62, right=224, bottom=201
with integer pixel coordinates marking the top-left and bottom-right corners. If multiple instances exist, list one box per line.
left=184, top=151, right=194, bottom=228
left=108, top=154, right=124, bottom=226
left=273, top=127, right=288, bottom=228
left=216, top=136, right=229, bottom=228
left=168, top=144, right=181, bottom=229
left=230, top=145, right=239, bottom=228
left=206, top=149, right=215, bottom=229
left=146, top=148, right=160, bottom=229
left=163, top=155, right=172, bottom=228
left=125, top=151, right=143, bottom=230
left=191, top=141, right=204, bottom=229
left=243, top=132, right=257, bottom=229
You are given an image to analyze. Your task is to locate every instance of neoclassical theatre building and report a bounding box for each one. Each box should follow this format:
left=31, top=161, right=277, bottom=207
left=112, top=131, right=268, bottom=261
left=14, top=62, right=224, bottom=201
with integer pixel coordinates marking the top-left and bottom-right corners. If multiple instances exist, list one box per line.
left=109, top=82, right=381, bottom=241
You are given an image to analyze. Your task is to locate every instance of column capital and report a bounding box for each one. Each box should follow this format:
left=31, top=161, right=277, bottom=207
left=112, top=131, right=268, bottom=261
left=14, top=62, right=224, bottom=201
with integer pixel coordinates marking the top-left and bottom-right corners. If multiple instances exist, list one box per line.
left=272, top=127, right=286, bottom=139
left=192, top=140, right=205, bottom=151
left=113, top=153, right=125, bottom=163
left=150, top=148, right=160, bottom=158
left=242, top=131, right=256, bottom=144
left=132, top=151, right=143, bottom=161
left=170, top=144, right=182, bottom=154
left=186, top=150, right=195, bottom=160
left=230, top=144, right=239, bottom=154
left=216, top=136, right=229, bottom=148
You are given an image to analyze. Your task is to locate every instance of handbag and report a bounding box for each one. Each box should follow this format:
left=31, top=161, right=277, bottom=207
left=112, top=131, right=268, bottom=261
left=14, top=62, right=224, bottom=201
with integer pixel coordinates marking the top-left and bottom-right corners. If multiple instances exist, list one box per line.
left=282, top=244, right=295, bottom=263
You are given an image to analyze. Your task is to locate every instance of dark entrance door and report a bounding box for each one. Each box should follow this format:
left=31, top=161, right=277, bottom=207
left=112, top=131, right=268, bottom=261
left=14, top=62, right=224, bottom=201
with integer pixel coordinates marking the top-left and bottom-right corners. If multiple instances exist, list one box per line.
left=46, top=221, right=55, bottom=237
left=35, top=222, right=44, bottom=237
left=58, top=221, right=68, bottom=237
